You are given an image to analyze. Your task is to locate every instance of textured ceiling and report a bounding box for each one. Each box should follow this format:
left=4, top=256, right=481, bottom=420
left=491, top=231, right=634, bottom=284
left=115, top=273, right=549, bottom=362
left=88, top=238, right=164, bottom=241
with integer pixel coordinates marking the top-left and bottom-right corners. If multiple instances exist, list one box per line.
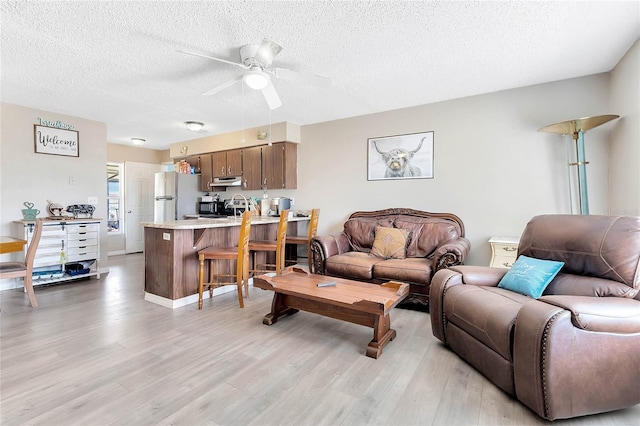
left=1, top=1, right=639, bottom=150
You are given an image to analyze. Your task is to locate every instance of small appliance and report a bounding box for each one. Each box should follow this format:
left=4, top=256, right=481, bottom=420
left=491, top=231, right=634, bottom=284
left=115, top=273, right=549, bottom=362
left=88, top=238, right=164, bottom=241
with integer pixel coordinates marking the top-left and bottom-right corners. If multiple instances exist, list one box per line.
left=198, top=201, right=226, bottom=217
left=211, top=176, right=242, bottom=187
left=269, top=197, right=291, bottom=216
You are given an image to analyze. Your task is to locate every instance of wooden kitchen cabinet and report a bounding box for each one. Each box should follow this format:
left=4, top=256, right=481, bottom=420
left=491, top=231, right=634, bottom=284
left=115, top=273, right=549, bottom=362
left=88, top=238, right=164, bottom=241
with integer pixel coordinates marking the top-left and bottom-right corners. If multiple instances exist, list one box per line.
left=212, top=149, right=242, bottom=178
left=262, top=142, right=297, bottom=189
left=242, top=146, right=262, bottom=190
left=198, top=154, right=213, bottom=191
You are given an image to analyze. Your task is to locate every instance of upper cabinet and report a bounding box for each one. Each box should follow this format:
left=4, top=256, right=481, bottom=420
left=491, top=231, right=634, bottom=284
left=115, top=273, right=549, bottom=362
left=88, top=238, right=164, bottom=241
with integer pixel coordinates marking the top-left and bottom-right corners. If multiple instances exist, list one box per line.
left=175, top=142, right=297, bottom=191
left=242, top=146, right=262, bottom=190
left=199, top=154, right=214, bottom=191
left=261, top=142, right=297, bottom=190
left=212, top=150, right=242, bottom=178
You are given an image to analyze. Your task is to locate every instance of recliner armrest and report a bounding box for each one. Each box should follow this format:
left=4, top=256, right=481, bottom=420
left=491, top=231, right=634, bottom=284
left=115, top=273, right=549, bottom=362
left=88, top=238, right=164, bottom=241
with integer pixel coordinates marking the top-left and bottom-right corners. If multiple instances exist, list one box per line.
left=447, top=265, right=508, bottom=286
left=514, top=298, right=640, bottom=420
left=539, top=295, right=640, bottom=333
left=429, top=266, right=508, bottom=343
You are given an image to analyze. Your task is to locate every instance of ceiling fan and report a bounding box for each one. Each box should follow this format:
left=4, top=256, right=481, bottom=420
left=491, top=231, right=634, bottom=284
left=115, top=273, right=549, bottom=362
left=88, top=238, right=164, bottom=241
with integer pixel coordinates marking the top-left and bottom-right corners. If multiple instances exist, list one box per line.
left=177, top=39, right=331, bottom=110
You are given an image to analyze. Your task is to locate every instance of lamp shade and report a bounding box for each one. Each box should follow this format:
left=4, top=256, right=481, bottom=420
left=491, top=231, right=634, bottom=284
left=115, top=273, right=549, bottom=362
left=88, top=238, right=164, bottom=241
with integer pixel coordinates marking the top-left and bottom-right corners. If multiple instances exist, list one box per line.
left=243, top=70, right=270, bottom=90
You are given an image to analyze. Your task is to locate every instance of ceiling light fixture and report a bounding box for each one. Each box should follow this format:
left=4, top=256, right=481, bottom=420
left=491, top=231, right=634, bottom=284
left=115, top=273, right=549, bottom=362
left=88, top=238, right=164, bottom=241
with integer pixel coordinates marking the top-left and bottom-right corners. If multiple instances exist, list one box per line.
left=131, top=138, right=146, bottom=145
left=184, top=121, right=204, bottom=132
left=243, top=69, right=270, bottom=90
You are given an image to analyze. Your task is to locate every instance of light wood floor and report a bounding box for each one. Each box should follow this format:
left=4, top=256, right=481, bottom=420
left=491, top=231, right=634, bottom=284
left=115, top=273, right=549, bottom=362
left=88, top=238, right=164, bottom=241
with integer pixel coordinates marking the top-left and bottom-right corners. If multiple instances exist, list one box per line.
left=1, top=254, right=639, bottom=426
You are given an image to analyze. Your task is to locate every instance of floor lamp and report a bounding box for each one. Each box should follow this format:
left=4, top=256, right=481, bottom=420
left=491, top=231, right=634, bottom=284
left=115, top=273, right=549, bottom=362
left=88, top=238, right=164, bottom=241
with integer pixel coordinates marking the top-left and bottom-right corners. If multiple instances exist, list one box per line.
left=538, top=114, right=619, bottom=215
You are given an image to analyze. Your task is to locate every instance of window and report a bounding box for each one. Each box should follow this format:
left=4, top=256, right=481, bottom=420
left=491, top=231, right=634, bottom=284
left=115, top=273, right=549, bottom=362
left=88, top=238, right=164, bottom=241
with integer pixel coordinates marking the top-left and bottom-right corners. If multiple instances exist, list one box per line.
left=107, top=163, right=123, bottom=234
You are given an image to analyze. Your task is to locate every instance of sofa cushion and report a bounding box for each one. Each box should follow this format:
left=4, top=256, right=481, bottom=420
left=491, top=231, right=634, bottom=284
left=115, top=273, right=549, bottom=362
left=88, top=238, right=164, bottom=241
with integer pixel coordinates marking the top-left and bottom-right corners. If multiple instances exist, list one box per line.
left=444, top=285, right=531, bottom=361
left=370, top=226, right=410, bottom=259
left=325, top=252, right=383, bottom=280
left=343, top=217, right=394, bottom=252
left=498, top=255, right=564, bottom=299
left=394, top=217, right=461, bottom=257
left=372, top=257, right=432, bottom=286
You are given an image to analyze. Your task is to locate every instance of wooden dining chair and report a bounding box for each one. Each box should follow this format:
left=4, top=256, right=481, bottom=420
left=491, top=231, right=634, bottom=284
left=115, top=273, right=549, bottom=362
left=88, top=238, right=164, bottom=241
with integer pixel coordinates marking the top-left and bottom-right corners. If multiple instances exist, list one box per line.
left=197, top=211, right=251, bottom=309
left=249, top=209, right=289, bottom=275
left=285, top=208, right=320, bottom=271
left=0, top=219, right=44, bottom=307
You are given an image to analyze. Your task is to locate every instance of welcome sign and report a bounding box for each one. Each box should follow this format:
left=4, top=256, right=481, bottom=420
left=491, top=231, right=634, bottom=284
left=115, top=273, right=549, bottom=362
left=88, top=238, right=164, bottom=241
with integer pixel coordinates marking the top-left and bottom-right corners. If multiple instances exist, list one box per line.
left=34, top=125, right=79, bottom=157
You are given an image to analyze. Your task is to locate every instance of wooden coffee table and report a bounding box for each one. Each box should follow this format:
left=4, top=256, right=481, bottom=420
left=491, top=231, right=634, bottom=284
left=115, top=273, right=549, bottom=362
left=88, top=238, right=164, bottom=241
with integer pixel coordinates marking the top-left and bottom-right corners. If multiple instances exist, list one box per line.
left=252, top=267, right=409, bottom=358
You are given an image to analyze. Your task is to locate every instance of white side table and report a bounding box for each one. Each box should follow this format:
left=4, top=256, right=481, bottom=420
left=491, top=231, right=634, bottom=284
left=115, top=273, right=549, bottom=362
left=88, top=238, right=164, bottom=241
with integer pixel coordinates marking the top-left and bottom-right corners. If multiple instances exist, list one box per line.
left=488, top=236, right=519, bottom=269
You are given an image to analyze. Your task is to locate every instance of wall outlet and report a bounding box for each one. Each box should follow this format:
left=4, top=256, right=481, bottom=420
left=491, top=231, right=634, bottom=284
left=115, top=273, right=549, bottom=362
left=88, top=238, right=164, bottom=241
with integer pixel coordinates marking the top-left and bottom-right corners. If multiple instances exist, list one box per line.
left=69, top=176, right=76, bottom=185
left=88, top=196, right=98, bottom=205
left=163, top=233, right=170, bottom=241
left=290, top=197, right=295, bottom=206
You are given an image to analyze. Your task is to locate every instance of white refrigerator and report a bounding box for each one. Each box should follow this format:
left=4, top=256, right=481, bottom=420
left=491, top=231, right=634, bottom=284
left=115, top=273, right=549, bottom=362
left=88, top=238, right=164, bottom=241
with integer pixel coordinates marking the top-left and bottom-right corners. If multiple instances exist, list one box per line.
left=154, top=172, right=201, bottom=221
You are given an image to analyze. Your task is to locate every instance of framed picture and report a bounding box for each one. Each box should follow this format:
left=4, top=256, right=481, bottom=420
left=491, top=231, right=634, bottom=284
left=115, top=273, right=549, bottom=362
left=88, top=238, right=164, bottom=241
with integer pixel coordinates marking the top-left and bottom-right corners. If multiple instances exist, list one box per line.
left=368, top=131, right=434, bottom=180
left=34, top=125, right=79, bottom=157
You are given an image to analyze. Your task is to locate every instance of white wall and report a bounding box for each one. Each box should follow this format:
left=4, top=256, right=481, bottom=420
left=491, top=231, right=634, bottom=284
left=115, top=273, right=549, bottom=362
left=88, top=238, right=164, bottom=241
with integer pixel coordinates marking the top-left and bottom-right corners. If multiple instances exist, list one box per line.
left=609, top=38, right=640, bottom=217
left=297, top=74, right=613, bottom=266
left=0, top=103, right=109, bottom=272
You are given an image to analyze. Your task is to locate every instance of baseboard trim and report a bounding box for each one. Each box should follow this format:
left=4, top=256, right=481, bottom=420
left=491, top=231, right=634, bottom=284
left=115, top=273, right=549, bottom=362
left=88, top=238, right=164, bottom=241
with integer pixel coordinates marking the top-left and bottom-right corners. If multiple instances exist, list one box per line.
left=144, top=279, right=254, bottom=309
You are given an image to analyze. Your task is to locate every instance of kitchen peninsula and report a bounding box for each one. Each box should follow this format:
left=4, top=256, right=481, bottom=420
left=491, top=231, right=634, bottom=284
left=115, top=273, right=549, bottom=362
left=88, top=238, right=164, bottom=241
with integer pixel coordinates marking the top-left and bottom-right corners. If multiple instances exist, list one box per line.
left=141, top=215, right=310, bottom=308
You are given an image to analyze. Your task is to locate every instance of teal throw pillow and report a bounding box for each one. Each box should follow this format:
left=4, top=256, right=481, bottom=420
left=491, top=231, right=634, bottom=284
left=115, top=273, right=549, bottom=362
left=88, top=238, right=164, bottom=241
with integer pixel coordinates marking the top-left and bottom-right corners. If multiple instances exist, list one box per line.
left=497, top=255, right=564, bottom=299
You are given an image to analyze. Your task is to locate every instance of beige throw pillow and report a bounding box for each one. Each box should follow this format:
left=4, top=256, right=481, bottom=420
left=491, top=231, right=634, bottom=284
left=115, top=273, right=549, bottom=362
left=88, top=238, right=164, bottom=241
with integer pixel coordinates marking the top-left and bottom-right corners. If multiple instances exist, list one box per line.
left=370, top=226, right=410, bottom=259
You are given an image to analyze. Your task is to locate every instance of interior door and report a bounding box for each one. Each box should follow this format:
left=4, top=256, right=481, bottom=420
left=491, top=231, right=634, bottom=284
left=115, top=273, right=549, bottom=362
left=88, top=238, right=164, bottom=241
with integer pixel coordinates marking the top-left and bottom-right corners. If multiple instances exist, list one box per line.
left=125, top=162, right=161, bottom=253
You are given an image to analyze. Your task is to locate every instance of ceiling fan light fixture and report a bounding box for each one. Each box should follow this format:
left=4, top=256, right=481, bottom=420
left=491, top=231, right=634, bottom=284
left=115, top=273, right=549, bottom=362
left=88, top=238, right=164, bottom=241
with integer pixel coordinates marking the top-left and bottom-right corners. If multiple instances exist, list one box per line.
left=243, top=70, right=270, bottom=90
left=131, top=138, right=146, bottom=145
left=184, top=121, right=204, bottom=131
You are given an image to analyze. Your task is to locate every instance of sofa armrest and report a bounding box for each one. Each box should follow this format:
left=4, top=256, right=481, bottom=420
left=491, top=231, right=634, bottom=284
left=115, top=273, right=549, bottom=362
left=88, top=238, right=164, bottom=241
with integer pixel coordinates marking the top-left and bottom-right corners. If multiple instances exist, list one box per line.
left=431, top=237, right=471, bottom=272
left=309, top=233, right=351, bottom=274
left=514, top=298, right=640, bottom=420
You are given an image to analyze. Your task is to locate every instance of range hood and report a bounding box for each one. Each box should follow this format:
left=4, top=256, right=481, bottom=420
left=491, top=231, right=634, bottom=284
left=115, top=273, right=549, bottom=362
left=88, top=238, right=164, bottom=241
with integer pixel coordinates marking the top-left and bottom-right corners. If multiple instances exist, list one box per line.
left=210, top=176, right=242, bottom=187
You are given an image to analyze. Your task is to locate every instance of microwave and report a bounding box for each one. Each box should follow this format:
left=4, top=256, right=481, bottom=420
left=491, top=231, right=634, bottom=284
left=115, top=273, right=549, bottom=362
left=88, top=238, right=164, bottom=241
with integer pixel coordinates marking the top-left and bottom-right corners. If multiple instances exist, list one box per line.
left=198, top=201, right=225, bottom=215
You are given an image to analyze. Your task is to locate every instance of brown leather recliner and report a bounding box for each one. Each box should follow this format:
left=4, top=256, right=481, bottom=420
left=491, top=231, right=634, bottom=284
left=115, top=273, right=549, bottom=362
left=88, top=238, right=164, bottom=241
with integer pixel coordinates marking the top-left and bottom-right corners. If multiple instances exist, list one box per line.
left=430, top=214, right=640, bottom=420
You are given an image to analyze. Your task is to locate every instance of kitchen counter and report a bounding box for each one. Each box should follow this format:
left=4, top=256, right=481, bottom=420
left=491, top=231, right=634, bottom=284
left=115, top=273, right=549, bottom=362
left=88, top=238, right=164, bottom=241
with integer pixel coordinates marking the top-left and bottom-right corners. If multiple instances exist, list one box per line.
left=143, top=215, right=309, bottom=230
left=142, top=215, right=310, bottom=308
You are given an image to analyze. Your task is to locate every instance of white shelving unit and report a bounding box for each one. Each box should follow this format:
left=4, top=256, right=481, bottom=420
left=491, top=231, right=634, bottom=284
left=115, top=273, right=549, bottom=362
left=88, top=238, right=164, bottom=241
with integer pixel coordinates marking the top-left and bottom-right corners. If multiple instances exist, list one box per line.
left=15, top=219, right=101, bottom=286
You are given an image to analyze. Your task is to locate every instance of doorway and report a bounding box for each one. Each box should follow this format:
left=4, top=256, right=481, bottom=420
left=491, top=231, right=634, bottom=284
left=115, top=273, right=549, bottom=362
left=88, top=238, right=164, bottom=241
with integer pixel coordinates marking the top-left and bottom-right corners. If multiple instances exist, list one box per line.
left=124, top=162, right=161, bottom=253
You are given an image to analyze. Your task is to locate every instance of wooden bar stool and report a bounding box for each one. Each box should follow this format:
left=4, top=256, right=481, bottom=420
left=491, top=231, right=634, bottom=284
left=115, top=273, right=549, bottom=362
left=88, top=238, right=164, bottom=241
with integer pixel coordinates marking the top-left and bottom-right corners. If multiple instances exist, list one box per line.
left=197, top=211, right=251, bottom=309
left=0, top=219, right=43, bottom=308
left=249, top=209, right=289, bottom=275
left=285, top=208, right=320, bottom=271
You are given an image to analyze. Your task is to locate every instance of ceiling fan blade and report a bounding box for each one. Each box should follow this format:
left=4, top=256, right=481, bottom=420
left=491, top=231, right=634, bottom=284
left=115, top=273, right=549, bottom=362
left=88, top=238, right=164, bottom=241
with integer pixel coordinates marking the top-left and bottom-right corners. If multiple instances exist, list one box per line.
left=176, top=49, right=249, bottom=70
left=202, top=77, right=242, bottom=96
left=254, top=39, right=283, bottom=66
left=273, top=67, right=331, bottom=88
left=261, top=81, right=282, bottom=110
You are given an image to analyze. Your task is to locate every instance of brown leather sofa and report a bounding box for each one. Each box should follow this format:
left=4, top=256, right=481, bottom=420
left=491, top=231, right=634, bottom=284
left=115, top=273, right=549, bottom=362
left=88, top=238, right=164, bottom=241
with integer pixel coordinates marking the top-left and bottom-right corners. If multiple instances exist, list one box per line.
left=310, top=208, right=470, bottom=309
left=430, top=214, right=640, bottom=420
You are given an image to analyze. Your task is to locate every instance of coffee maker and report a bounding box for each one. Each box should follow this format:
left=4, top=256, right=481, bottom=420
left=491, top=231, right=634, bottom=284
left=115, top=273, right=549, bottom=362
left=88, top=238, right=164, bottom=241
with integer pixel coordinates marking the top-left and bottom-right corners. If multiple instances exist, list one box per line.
left=269, top=197, right=291, bottom=216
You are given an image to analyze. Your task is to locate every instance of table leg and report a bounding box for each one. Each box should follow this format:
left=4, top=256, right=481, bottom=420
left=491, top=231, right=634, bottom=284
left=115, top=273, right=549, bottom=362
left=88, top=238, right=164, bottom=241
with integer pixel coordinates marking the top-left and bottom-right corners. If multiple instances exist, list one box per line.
left=263, top=292, right=299, bottom=325
left=366, top=313, right=396, bottom=359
